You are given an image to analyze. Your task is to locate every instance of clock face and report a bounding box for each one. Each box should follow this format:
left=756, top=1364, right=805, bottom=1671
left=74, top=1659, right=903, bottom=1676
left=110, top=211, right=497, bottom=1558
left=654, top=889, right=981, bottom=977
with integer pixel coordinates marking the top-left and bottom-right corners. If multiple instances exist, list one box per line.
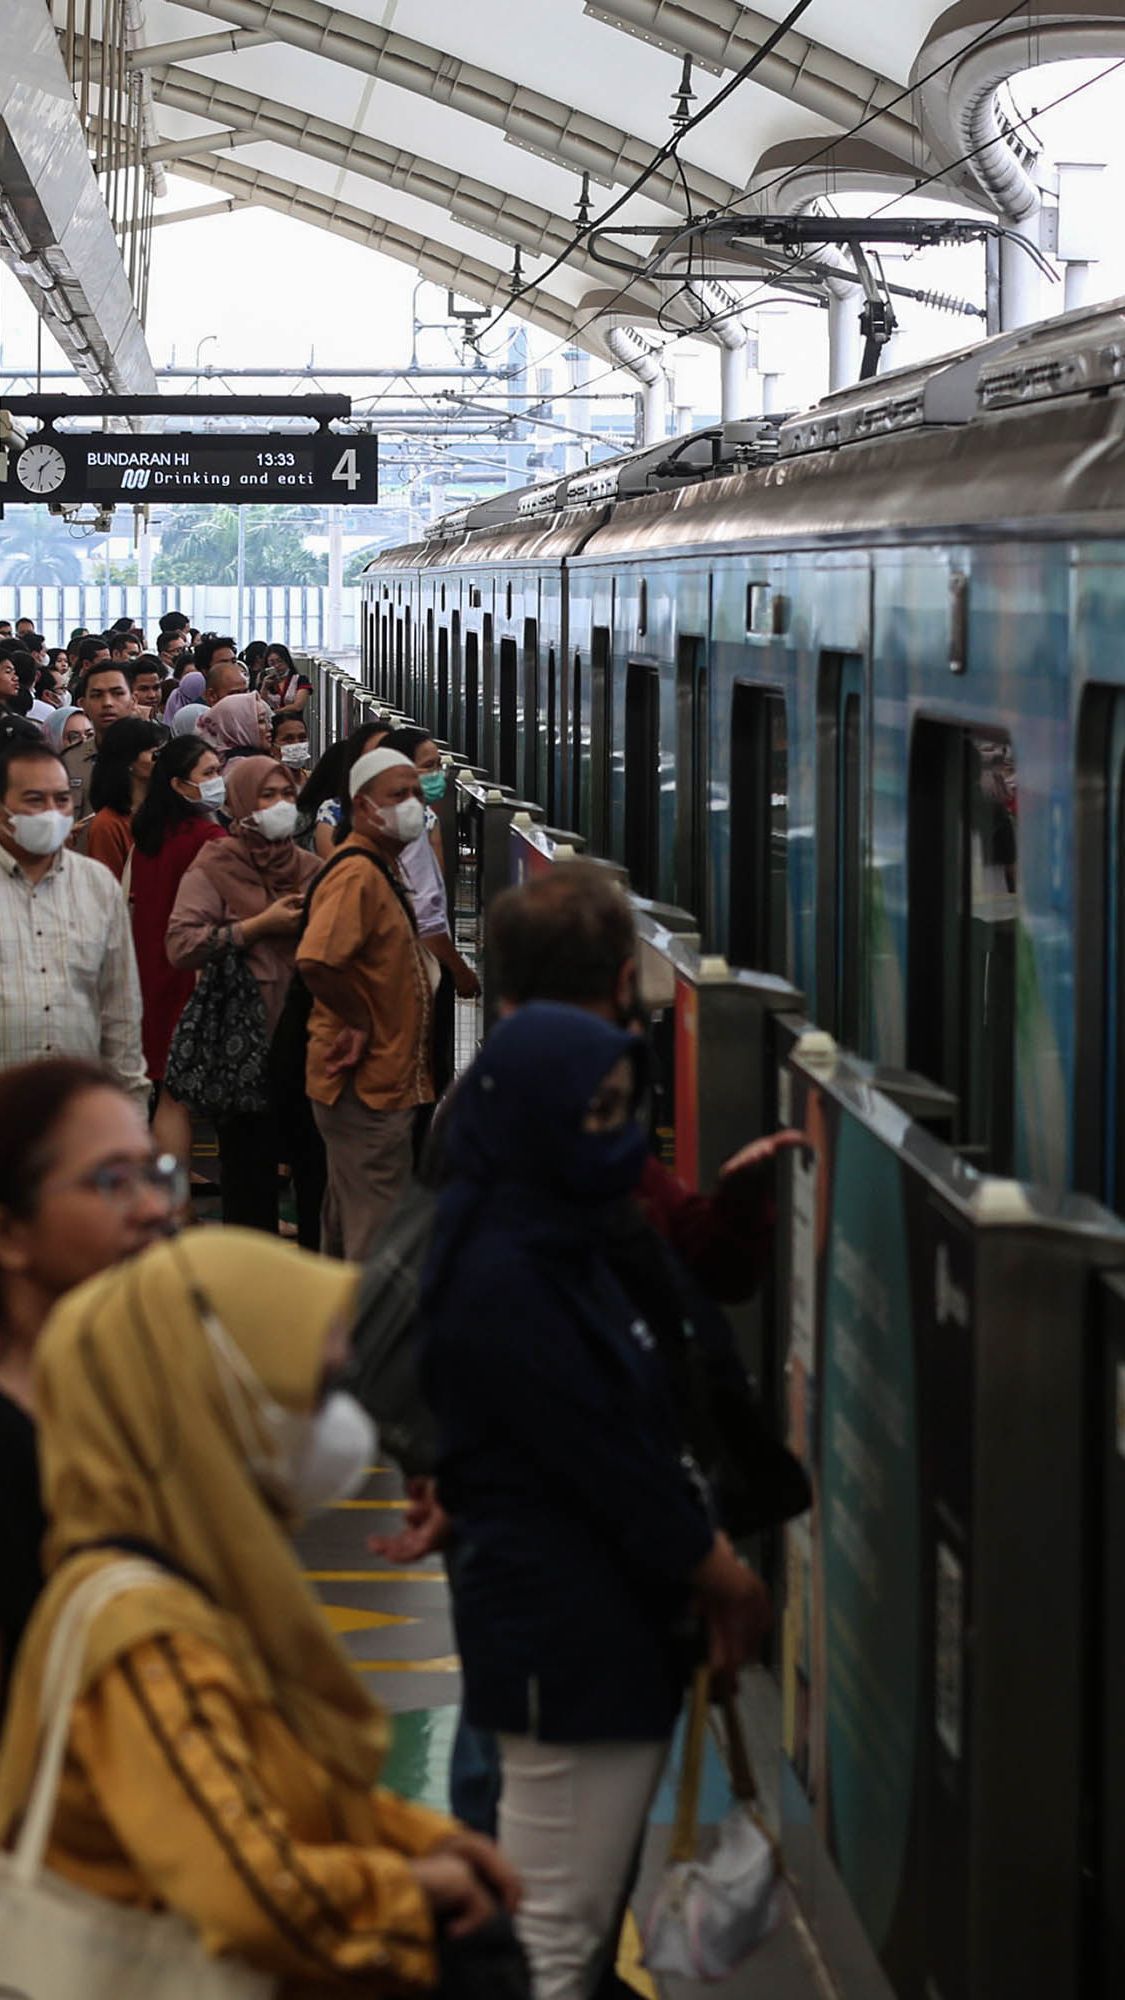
left=16, top=442, right=67, bottom=496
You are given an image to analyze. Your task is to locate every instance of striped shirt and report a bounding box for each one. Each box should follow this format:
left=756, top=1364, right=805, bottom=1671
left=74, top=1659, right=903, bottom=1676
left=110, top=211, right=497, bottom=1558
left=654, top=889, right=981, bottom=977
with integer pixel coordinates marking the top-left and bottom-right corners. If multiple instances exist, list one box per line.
left=0, top=841, right=149, bottom=1104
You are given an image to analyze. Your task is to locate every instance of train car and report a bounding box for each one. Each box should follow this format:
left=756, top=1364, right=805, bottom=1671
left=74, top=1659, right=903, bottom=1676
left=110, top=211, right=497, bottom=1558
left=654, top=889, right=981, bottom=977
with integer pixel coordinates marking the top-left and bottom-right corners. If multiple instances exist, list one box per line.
left=362, top=296, right=1125, bottom=1204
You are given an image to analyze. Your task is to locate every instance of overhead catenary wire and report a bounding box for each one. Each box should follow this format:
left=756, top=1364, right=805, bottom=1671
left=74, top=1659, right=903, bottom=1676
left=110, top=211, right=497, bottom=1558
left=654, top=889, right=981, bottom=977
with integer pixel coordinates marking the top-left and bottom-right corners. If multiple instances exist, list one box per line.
left=474, top=0, right=1039, bottom=377
left=486, top=16, right=1120, bottom=417
left=469, top=0, right=818, bottom=346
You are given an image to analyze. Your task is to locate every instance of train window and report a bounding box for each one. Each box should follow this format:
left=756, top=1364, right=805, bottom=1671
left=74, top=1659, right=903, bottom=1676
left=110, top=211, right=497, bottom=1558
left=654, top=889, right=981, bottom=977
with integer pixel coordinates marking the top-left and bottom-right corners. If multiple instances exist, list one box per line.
left=440, top=583, right=446, bottom=613
left=728, top=683, right=789, bottom=974
left=638, top=580, right=648, bottom=637
left=746, top=583, right=771, bottom=637
left=437, top=626, right=450, bottom=740
left=499, top=637, right=518, bottom=789
left=506, top=581, right=513, bottom=621
left=464, top=630, right=480, bottom=766
left=816, top=653, right=865, bottom=1048
left=908, top=722, right=1018, bottom=1173
left=546, top=645, right=558, bottom=824
left=394, top=618, right=404, bottom=714
left=675, top=635, right=708, bottom=928
left=471, top=587, right=482, bottom=611
left=590, top=626, right=612, bottom=852
left=624, top=662, right=660, bottom=898
left=402, top=605, right=412, bottom=713
left=523, top=618, right=539, bottom=801
left=397, top=584, right=402, bottom=605
left=425, top=608, right=434, bottom=718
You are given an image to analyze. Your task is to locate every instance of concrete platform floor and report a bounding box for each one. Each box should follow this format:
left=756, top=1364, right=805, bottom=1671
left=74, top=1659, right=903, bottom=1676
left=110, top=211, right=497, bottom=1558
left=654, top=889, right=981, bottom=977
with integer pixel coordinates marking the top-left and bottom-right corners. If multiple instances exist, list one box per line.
left=295, top=1468, right=837, bottom=2000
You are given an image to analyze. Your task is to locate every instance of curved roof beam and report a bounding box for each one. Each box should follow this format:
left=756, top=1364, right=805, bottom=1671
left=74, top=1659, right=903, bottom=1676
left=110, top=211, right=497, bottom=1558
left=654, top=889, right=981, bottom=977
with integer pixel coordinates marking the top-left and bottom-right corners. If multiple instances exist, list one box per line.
left=917, top=2, right=1125, bottom=219
left=164, top=0, right=737, bottom=214
left=164, top=151, right=599, bottom=345
left=583, top=0, right=929, bottom=171
left=145, top=60, right=684, bottom=319
left=749, top=136, right=941, bottom=215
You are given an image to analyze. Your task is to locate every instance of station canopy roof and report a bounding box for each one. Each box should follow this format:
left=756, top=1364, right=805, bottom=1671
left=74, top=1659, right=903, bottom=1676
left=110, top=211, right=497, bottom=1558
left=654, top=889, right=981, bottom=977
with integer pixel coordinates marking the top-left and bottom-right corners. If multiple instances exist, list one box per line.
left=94, top=3, right=1125, bottom=356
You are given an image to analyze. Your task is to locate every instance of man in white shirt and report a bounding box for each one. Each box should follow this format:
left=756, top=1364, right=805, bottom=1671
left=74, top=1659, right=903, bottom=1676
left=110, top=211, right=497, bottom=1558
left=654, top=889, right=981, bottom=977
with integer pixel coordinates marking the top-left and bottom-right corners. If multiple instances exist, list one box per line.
left=0, top=740, right=149, bottom=1107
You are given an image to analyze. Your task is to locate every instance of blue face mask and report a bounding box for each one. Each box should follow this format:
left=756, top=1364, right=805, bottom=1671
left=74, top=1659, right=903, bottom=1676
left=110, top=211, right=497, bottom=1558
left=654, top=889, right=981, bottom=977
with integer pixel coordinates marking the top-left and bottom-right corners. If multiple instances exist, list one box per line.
left=420, top=769, right=447, bottom=802
left=554, top=1119, right=650, bottom=1204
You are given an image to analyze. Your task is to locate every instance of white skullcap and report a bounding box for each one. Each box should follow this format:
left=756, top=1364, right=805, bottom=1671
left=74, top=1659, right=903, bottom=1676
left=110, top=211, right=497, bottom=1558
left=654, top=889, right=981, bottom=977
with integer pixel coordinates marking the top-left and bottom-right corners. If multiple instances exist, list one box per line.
left=348, top=746, right=415, bottom=799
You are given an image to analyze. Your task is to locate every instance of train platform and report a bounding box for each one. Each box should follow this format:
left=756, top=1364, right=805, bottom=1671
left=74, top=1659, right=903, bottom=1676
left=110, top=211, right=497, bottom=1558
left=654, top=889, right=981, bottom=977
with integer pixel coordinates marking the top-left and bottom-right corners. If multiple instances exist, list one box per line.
left=296, top=1466, right=834, bottom=2000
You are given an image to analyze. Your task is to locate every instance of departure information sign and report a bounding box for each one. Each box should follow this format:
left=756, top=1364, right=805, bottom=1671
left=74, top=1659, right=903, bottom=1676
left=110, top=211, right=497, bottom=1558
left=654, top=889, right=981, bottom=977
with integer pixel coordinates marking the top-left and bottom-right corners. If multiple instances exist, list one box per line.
left=7, top=430, right=378, bottom=505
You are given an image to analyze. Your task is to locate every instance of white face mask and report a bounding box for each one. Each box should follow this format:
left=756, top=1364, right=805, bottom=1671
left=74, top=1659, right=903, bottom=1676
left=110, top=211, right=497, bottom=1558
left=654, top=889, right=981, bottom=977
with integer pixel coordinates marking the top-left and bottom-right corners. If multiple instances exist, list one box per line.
left=6, top=807, right=72, bottom=856
left=203, top=1306, right=376, bottom=1514
left=286, top=1392, right=376, bottom=1513
left=374, top=795, right=426, bottom=845
left=280, top=741, right=310, bottom=768
left=195, top=774, right=226, bottom=810
left=251, top=799, right=299, bottom=842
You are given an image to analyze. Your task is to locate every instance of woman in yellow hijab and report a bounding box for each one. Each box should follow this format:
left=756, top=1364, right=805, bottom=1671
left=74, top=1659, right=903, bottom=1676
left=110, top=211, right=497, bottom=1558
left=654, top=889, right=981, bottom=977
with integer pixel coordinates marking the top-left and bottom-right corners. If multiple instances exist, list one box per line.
left=0, top=1229, right=517, bottom=1993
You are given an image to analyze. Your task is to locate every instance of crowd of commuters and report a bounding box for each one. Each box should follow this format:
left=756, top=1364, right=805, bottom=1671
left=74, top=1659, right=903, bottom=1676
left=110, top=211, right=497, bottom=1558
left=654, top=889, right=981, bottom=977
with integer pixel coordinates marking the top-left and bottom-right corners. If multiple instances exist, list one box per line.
left=0, top=603, right=803, bottom=2000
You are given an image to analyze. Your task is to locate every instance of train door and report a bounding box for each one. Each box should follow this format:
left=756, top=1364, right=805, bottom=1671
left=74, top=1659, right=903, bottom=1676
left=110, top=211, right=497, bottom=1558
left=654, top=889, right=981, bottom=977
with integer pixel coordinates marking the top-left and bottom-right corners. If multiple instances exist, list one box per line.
left=523, top=617, right=539, bottom=801
left=816, top=652, right=866, bottom=1048
left=546, top=643, right=558, bottom=824
left=499, top=636, right=518, bottom=788
left=425, top=608, right=435, bottom=727
left=482, top=612, right=495, bottom=775
left=728, top=682, right=790, bottom=975
left=675, top=634, right=708, bottom=931
left=571, top=647, right=584, bottom=833
left=450, top=609, right=462, bottom=742
left=464, top=629, right=480, bottom=765
left=1076, top=687, right=1125, bottom=1207
left=908, top=720, right=1018, bottom=1172
left=590, top=625, right=612, bottom=852
left=624, top=661, right=660, bottom=896
left=437, top=625, right=450, bottom=740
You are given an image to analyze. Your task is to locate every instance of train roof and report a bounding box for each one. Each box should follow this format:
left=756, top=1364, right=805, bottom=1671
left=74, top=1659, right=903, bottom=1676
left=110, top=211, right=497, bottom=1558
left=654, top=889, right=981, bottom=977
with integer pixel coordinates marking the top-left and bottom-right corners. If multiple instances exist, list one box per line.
left=360, top=294, right=1125, bottom=572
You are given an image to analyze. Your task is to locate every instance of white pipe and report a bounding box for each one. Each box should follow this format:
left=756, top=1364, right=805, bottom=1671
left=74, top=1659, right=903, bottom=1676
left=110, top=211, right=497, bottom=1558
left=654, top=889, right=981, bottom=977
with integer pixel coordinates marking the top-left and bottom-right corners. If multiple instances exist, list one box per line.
left=827, top=286, right=862, bottom=391
left=605, top=326, right=668, bottom=444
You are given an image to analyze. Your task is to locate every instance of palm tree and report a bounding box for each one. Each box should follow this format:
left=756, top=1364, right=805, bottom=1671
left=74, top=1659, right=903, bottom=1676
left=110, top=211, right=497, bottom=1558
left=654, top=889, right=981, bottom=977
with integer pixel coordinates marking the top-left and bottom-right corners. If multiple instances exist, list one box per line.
left=0, top=508, right=85, bottom=586
left=153, top=506, right=327, bottom=585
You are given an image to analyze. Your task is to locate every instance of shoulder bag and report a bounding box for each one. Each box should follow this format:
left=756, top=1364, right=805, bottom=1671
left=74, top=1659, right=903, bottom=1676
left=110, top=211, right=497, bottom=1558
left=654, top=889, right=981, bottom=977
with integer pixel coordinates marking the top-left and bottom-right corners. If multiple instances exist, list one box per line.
left=165, top=940, right=270, bottom=1120
left=0, top=1558, right=275, bottom=2000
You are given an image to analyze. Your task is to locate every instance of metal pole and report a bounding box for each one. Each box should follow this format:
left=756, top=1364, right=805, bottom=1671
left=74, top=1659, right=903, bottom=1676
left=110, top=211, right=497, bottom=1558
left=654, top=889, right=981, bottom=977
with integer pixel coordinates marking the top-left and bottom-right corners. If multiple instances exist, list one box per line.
left=327, top=505, right=343, bottom=654
left=236, top=505, right=246, bottom=639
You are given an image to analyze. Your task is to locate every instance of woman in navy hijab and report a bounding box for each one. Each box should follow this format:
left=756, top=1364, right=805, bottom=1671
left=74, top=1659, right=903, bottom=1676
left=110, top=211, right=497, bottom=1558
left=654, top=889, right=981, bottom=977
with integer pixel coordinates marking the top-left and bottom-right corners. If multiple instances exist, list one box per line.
left=420, top=1003, right=768, bottom=2000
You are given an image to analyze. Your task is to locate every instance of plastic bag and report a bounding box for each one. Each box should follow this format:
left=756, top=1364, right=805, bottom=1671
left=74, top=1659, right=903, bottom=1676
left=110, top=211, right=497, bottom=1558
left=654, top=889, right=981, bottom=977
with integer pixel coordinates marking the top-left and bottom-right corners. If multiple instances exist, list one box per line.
left=643, top=1666, right=783, bottom=1983
left=644, top=1803, right=781, bottom=1981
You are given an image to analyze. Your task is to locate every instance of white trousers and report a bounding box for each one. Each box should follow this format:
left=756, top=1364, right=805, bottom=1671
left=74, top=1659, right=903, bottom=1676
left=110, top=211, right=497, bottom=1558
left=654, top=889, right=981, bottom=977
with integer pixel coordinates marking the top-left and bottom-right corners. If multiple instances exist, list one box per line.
left=497, top=1735, right=669, bottom=2000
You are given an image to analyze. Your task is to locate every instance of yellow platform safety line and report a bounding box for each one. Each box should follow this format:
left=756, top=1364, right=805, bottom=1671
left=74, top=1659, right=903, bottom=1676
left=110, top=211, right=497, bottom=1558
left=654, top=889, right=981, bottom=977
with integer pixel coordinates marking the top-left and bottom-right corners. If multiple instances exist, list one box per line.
left=304, top=1569, right=447, bottom=1584
left=616, top=1909, right=657, bottom=2000
left=333, top=1498, right=410, bottom=1510
left=320, top=1606, right=417, bottom=1636
left=356, top=1655, right=460, bottom=1674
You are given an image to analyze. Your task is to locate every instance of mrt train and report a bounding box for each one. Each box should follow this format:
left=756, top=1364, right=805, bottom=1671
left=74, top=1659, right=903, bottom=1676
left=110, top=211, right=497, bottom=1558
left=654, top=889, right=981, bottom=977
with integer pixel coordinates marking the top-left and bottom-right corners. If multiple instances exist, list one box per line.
left=361, top=295, right=1125, bottom=1205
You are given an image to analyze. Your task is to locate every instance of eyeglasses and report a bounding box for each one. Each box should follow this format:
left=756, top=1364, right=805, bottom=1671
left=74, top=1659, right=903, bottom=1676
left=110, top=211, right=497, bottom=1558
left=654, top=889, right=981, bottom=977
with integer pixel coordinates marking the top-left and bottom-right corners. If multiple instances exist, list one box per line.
left=63, top=1153, right=189, bottom=1208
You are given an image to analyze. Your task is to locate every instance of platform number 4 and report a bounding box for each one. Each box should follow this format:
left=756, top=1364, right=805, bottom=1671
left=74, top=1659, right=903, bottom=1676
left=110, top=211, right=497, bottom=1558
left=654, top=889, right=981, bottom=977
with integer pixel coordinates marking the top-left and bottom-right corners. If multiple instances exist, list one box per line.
left=331, top=447, right=361, bottom=491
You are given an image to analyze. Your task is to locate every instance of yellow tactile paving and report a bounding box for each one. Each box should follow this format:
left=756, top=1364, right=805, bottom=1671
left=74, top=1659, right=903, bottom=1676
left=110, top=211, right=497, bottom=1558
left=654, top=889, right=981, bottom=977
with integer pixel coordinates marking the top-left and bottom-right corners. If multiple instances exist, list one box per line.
left=616, top=1910, right=657, bottom=1999
left=320, top=1606, right=417, bottom=1636
left=356, top=1655, right=460, bottom=1675
left=303, top=1569, right=447, bottom=1584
